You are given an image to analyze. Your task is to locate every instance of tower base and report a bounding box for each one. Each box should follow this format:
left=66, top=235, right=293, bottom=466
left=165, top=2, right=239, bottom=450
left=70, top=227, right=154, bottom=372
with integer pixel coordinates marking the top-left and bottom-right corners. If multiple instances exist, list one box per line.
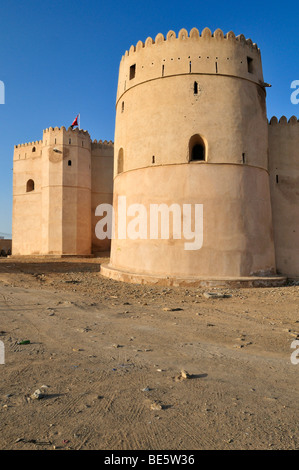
left=100, top=264, right=287, bottom=288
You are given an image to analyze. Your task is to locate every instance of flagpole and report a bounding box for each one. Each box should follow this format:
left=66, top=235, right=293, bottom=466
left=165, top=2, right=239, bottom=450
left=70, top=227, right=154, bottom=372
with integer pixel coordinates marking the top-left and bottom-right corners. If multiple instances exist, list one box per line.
left=79, top=113, right=81, bottom=130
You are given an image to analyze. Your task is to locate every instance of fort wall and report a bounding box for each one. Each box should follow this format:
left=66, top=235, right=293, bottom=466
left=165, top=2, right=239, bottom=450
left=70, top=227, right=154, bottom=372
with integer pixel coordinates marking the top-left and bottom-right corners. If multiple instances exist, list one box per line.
left=91, top=141, right=114, bottom=252
left=268, top=117, right=299, bottom=277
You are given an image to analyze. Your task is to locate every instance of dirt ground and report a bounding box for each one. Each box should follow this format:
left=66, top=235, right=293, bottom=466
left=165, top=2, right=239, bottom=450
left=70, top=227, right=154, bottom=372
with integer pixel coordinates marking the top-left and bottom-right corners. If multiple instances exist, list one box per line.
left=0, top=257, right=298, bottom=450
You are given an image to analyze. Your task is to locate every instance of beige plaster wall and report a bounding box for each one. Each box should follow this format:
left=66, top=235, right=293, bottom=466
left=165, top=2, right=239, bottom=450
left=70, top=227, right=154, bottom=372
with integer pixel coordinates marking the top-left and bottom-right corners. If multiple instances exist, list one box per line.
left=111, top=164, right=275, bottom=277
left=0, top=240, right=12, bottom=254
left=91, top=142, right=114, bottom=252
left=12, top=142, right=43, bottom=255
left=269, top=117, right=299, bottom=277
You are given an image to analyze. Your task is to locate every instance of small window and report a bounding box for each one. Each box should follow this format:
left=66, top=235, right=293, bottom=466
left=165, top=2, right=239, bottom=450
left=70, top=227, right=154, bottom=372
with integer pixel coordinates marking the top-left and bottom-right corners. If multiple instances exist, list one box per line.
left=242, top=153, right=246, bottom=164
left=121, top=101, right=124, bottom=113
left=32, top=146, right=36, bottom=152
left=247, top=57, right=253, bottom=73
left=152, top=156, right=155, bottom=164
left=54, top=138, right=56, bottom=144
left=129, top=64, right=136, bottom=80
left=69, top=138, right=71, bottom=144
left=26, top=179, right=35, bottom=192
left=162, top=64, right=165, bottom=77
left=68, top=160, right=72, bottom=166
left=276, top=175, right=279, bottom=184
left=189, top=135, right=206, bottom=162
left=194, top=81, right=198, bottom=94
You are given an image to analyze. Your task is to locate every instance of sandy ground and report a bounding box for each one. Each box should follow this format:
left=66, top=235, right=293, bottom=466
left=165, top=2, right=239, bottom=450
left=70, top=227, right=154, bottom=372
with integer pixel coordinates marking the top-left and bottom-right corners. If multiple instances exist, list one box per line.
left=0, top=257, right=298, bottom=450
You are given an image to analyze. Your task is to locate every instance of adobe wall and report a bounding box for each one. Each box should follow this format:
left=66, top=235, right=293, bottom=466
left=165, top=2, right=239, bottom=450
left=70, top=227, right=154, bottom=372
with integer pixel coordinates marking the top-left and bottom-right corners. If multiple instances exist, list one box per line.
left=91, top=140, right=114, bottom=253
left=12, top=140, right=43, bottom=255
left=268, top=117, right=299, bottom=277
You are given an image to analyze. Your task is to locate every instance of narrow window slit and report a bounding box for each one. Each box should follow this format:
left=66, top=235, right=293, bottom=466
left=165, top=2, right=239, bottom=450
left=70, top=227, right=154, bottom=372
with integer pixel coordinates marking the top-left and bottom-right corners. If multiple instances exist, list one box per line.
left=129, top=64, right=136, bottom=80
left=247, top=57, right=253, bottom=73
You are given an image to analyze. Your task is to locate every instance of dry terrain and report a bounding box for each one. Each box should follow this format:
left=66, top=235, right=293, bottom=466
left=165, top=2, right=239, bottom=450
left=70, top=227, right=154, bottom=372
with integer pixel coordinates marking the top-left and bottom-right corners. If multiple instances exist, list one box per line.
left=0, top=257, right=298, bottom=450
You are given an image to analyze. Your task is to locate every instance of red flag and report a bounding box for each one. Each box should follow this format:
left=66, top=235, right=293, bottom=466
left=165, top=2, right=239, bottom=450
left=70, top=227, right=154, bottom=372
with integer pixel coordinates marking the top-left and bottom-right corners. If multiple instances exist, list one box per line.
left=71, top=115, right=79, bottom=128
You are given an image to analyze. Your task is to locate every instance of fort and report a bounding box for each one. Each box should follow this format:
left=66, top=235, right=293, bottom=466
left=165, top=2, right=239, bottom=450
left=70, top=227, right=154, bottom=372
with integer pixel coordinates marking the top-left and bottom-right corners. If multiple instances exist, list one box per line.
left=12, top=27, right=299, bottom=286
left=12, top=127, right=113, bottom=256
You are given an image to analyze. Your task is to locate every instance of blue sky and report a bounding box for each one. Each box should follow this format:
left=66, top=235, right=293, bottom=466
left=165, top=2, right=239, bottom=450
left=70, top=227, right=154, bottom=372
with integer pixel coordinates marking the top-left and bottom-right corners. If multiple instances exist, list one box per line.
left=0, top=0, right=298, bottom=235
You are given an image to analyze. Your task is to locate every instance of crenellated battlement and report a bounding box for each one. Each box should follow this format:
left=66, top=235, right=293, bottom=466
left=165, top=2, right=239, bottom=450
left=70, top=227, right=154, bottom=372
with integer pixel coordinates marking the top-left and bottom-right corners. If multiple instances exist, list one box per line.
left=121, top=27, right=259, bottom=60
left=15, top=140, right=43, bottom=149
left=116, top=27, right=264, bottom=103
left=269, top=116, right=299, bottom=125
left=91, top=139, right=114, bottom=146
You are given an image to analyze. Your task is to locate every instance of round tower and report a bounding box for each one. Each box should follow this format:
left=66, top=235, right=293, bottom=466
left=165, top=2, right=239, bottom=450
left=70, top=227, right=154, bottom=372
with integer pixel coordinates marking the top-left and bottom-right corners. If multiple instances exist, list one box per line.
left=103, top=27, right=282, bottom=286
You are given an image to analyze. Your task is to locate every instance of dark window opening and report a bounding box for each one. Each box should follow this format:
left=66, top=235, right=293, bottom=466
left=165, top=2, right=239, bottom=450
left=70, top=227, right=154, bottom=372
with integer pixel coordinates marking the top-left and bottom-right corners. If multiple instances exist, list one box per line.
left=32, top=147, right=36, bottom=152
left=189, top=134, right=206, bottom=162
left=68, top=160, right=72, bottom=166
left=129, top=64, right=136, bottom=80
left=276, top=175, right=279, bottom=184
left=247, top=57, right=253, bottom=73
left=194, top=81, right=198, bottom=94
left=189, top=61, right=192, bottom=73
left=69, top=138, right=71, bottom=144
left=242, top=153, right=246, bottom=164
left=215, top=62, right=218, bottom=73
left=162, top=64, right=164, bottom=77
left=26, top=179, right=35, bottom=192
left=152, top=156, right=155, bottom=164
left=54, top=138, right=56, bottom=144
left=121, top=101, right=124, bottom=113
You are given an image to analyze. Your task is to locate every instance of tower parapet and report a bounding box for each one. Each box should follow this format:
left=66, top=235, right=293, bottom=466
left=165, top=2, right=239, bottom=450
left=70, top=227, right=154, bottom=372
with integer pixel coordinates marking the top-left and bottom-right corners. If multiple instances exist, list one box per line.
left=117, top=28, right=263, bottom=103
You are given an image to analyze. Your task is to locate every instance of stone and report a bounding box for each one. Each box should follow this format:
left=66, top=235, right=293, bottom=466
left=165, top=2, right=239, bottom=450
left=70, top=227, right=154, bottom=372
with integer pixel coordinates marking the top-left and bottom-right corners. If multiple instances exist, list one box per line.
left=31, top=389, right=45, bottom=400
left=150, top=402, right=163, bottom=411
left=203, top=292, right=232, bottom=299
